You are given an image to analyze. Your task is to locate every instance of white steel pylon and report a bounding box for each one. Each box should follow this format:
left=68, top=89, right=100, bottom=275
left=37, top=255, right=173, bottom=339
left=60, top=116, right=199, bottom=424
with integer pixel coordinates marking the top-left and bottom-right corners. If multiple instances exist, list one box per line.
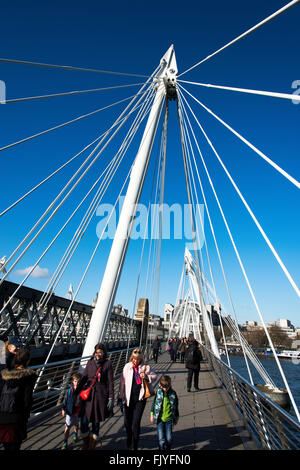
left=82, top=46, right=177, bottom=358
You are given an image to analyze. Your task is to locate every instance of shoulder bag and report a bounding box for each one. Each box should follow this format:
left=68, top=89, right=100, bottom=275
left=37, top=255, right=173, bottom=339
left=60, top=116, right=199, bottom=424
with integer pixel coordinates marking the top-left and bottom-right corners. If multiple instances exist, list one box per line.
left=143, top=365, right=155, bottom=399
left=80, top=365, right=101, bottom=401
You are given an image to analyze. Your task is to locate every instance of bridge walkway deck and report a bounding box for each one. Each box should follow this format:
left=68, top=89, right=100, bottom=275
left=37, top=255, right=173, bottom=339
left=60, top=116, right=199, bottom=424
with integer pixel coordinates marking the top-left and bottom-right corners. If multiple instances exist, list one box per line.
left=21, top=352, right=256, bottom=451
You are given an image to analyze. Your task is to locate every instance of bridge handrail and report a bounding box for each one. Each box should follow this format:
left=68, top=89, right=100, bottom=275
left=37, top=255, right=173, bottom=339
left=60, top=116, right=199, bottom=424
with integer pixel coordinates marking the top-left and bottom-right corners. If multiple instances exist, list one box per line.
left=27, top=345, right=151, bottom=429
left=203, top=345, right=300, bottom=450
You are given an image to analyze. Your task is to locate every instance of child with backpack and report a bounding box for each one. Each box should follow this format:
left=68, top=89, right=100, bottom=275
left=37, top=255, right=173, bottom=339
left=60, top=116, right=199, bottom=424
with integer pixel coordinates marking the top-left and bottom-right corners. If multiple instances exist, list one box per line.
left=150, top=375, right=179, bottom=450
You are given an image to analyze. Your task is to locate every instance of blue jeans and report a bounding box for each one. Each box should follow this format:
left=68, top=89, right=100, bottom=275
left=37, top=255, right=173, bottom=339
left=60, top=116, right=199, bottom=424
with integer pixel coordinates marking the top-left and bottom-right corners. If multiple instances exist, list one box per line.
left=80, top=417, right=100, bottom=436
left=157, top=420, right=172, bottom=450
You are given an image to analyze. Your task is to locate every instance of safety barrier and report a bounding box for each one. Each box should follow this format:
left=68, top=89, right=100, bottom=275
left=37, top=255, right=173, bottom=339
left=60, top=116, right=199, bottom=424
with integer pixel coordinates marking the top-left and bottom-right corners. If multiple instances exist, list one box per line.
left=204, top=346, right=300, bottom=450
left=28, top=345, right=150, bottom=429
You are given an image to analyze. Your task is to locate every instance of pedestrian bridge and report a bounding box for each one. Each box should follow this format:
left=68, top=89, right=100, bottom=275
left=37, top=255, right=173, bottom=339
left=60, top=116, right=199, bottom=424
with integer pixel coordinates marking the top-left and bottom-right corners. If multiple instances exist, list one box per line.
left=20, top=351, right=256, bottom=451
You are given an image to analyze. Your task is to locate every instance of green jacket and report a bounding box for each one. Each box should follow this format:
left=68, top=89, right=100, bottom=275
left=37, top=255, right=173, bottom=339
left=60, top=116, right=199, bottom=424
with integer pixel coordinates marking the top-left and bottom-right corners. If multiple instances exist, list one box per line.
left=151, top=386, right=179, bottom=423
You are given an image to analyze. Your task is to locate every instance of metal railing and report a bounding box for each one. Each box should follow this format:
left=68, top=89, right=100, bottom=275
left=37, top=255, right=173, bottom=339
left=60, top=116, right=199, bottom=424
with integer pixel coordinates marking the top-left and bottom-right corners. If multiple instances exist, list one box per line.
left=204, top=346, right=300, bottom=450
left=28, top=345, right=151, bottom=429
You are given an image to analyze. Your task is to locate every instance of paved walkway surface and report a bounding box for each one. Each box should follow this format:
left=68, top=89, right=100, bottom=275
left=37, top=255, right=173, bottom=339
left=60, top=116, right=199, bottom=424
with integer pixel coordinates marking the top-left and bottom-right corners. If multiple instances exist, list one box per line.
left=19, top=352, right=256, bottom=451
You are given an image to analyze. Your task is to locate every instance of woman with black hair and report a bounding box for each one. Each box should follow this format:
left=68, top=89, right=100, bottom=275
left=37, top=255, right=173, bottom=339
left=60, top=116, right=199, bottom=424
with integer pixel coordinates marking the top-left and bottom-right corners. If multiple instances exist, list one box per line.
left=80, top=343, right=114, bottom=450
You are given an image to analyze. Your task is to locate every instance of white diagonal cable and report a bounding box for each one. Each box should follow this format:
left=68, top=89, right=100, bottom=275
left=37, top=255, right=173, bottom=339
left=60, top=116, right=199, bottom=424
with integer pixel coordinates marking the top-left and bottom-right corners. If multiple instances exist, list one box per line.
left=178, top=89, right=300, bottom=421
left=178, top=80, right=300, bottom=103
left=0, top=57, right=148, bottom=77
left=38, top=89, right=155, bottom=309
left=179, top=0, right=300, bottom=77
left=179, top=85, right=300, bottom=298
left=4, top=83, right=145, bottom=104
left=0, top=82, right=155, bottom=282
left=1, top=86, right=155, bottom=315
left=0, top=91, right=150, bottom=153
left=178, top=84, right=300, bottom=189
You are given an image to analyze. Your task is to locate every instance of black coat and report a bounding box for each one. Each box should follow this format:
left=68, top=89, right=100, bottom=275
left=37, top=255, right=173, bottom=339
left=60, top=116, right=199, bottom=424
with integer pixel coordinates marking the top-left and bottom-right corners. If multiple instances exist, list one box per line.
left=80, top=358, right=114, bottom=423
left=185, top=341, right=202, bottom=371
left=0, top=367, right=37, bottom=439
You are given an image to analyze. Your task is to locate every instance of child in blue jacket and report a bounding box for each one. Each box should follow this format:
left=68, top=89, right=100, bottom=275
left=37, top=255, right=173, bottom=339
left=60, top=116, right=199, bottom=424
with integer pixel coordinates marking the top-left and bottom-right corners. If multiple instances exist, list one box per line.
left=61, top=372, right=82, bottom=449
left=150, top=375, right=179, bottom=450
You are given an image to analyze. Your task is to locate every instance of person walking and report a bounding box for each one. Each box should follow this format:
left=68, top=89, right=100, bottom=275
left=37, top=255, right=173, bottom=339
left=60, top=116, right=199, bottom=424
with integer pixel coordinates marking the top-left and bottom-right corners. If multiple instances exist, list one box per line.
left=152, top=336, right=161, bottom=364
left=185, top=333, right=203, bottom=392
left=61, top=372, right=82, bottom=450
left=171, top=338, right=179, bottom=362
left=5, top=336, right=22, bottom=370
left=0, top=348, right=37, bottom=451
left=178, top=338, right=187, bottom=363
left=118, top=348, right=157, bottom=450
left=150, top=375, right=179, bottom=450
left=79, top=343, right=114, bottom=450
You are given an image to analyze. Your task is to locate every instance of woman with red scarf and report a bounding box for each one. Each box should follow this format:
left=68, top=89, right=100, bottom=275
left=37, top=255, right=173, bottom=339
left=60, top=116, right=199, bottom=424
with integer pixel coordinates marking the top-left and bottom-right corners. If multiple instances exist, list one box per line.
left=118, top=348, right=157, bottom=450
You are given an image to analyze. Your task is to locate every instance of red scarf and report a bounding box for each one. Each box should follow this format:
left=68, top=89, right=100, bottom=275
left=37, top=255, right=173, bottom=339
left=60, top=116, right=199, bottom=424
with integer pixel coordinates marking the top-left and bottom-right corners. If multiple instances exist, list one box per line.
left=132, top=361, right=142, bottom=385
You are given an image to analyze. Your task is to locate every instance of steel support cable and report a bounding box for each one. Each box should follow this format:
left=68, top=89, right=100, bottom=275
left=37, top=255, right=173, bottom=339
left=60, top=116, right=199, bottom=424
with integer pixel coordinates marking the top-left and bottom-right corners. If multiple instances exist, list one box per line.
left=0, top=90, right=153, bottom=154
left=181, top=97, right=279, bottom=381
left=178, top=79, right=300, bottom=104
left=139, top=103, right=167, bottom=348
left=38, top=89, right=156, bottom=310
left=179, top=90, right=283, bottom=385
left=179, top=93, right=271, bottom=379
left=144, top=119, right=165, bottom=296
left=178, top=84, right=300, bottom=189
left=149, top=103, right=168, bottom=320
left=4, top=82, right=146, bottom=104
left=0, top=81, right=156, bottom=280
left=0, top=97, right=153, bottom=218
left=177, top=97, right=219, bottom=356
left=178, top=90, right=254, bottom=383
left=180, top=109, right=232, bottom=365
left=129, top=105, right=166, bottom=344
left=180, top=105, right=215, bottom=304
left=0, top=57, right=149, bottom=78
left=126, top=135, right=162, bottom=353
left=179, top=95, right=243, bottom=371
left=178, top=0, right=300, bottom=77
left=223, top=314, right=276, bottom=387
left=7, top=89, right=157, bottom=315
left=179, top=85, right=300, bottom=298
left=99, top=92, right=167, bottom=350
left=39, top=90, right=156, bottom=310
left=37, top=149, right=136, bottom=370
left=178, top=92, right=300, bottom=421
left=184, top=144, right=233, bottom=364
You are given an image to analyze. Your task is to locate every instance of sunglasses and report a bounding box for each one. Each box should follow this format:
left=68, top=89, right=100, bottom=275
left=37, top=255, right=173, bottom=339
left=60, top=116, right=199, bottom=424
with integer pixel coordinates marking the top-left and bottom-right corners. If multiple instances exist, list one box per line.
left=133, top=349, right=142, bottom=354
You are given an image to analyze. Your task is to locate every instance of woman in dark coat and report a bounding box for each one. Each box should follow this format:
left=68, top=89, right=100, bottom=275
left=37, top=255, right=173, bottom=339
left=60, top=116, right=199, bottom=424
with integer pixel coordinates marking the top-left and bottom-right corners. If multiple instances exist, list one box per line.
left=0, top=348, right=37, bottom=451
left=80, top=343, right=114, bottom=450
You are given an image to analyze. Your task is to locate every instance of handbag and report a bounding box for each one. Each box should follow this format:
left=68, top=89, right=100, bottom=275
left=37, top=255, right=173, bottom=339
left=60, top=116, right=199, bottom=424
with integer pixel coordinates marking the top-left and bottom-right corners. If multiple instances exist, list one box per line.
left=143, top=366, right=155, bottom=399
left=80, top=366, right=101, bottom=401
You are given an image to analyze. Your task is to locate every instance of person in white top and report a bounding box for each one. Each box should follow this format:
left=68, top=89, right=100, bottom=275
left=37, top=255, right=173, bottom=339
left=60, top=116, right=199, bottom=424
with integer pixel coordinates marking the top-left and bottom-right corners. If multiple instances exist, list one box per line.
left=118, top=348, right=157, bottom=450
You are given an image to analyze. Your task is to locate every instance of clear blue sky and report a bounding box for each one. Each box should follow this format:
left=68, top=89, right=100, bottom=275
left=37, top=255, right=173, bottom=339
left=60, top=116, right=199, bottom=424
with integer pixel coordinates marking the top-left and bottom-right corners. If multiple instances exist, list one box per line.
left=0, top=0, right=299, bottom=326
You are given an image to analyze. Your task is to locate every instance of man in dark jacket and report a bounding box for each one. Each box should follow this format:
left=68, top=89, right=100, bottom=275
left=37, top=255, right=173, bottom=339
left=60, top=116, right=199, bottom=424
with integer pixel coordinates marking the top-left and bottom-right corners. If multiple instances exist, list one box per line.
left=152, top=337, right=161, bottom=364
left=185, top=333, right=202, bottom=392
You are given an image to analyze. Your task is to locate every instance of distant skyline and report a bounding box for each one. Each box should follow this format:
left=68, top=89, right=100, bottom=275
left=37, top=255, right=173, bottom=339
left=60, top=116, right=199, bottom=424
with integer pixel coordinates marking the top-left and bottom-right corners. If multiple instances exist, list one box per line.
left=0, top=0, right=299, bottom=328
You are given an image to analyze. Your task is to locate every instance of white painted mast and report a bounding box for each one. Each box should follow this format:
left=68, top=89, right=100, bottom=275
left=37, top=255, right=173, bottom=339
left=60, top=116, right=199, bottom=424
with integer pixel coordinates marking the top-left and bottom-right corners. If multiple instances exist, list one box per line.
left=82, top=46, right=177, bottom=358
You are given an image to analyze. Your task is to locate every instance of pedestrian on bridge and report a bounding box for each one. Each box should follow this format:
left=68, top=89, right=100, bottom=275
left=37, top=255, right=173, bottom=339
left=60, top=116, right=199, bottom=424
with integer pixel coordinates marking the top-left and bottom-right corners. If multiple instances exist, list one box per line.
left=152, top=336, right=161, bottom=364
left=185, top=333, right=203, bottom=392
left=0, top=348, right=37, bottom=451
left=61, top=372, right=82, bottom=450
left=118, top=348, right=157, bottom=450
left=150, top=375, right=179, bottom=450
left=178, top=338, right=187, bottom=363
left=79, top=343, right=114, bottom=450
